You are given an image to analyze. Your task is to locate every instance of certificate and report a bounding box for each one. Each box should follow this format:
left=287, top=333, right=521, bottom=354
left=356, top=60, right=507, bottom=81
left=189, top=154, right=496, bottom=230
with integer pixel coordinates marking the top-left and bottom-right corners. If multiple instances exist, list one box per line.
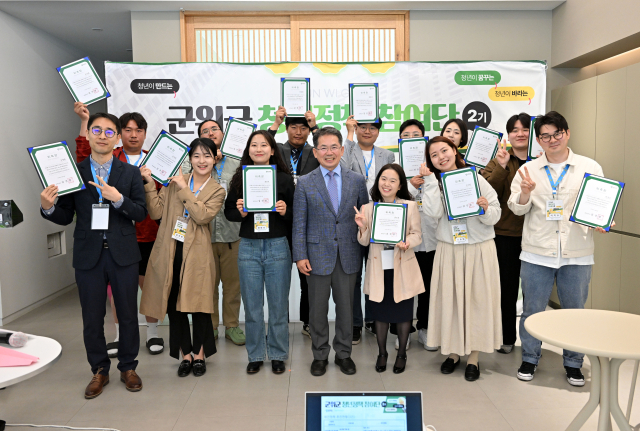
left=441, top=167, right=485, bottom=220
left=28, top=142, right=85, bottom=196
left=349, top=83, right=379, bottom=123
left=370, top=203, right=407, bottom=244
left=220, top=117, right=257, bottom=160
left=281, top=78, right=310, bottom=117
left=139, top=131, right=190, bottom=186
left=398, top=138, right=427, bottom=178
left=570, top=174, right=624, bottom=231
left=242, top=165, right=277, bottom=212
left=57, top=57, right=109, bottom=105
left=528, top=116, right=544, bottom=160
left=464, top=126, right=502, bottom=168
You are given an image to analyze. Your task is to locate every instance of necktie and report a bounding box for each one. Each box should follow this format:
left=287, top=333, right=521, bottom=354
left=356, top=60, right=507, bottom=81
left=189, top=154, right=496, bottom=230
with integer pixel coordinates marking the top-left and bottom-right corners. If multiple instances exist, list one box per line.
left=327, top=171, right=339, bottom=213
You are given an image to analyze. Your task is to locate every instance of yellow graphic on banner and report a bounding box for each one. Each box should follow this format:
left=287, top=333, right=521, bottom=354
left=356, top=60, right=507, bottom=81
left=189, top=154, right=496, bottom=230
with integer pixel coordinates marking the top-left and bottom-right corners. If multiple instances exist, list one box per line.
left=265, top=63, right=300, bottom=74
left=488, top=86, right=535, bottom=101
left=312, top=63, right=347, bottom=74
left=362, top=63, right=396, bottom=74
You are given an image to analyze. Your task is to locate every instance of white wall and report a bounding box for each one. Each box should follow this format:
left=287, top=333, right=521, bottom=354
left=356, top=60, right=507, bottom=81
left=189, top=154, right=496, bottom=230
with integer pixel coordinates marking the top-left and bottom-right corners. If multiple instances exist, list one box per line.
left=0, top=11, right=87, bottom=323
left=131, top=11, right=181, bottom=63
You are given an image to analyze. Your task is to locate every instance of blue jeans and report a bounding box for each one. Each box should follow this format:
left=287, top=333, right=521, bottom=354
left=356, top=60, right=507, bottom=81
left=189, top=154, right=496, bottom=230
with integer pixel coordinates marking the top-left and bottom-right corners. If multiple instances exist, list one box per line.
left=238, top=237, right=291, bottom=362
left=519, top=261, right=592, bottom=368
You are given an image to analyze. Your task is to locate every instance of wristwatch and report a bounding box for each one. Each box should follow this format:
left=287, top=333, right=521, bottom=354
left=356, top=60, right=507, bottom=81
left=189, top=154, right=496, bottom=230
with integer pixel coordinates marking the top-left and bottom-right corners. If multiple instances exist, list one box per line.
left=310, top=125, right=319, bottom=133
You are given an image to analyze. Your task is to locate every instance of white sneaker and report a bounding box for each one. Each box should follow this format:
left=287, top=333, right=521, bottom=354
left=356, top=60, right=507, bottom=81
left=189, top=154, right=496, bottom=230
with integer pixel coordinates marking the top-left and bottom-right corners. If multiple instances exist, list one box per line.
left=417, top=329, right=438, bottom=351
left=395, top=336, right=411, bottom=350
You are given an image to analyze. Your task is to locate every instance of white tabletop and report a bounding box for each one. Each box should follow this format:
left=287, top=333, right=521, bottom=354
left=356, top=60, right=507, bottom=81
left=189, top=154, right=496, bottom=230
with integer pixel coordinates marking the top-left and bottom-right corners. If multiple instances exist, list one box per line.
left=0, top=331, right=62, bottom=388
left=525, top=309, right=640, bottom=360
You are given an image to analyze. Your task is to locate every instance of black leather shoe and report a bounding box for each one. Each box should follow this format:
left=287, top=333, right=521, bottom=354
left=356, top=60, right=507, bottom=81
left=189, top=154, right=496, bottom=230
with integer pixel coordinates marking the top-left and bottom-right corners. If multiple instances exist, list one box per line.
left=465, top=363, right=480, bottom=381
left=335, top=357, right=356, bottom=375
left=177, top=360, right=192, bottom=377
left=375, top=352, right=388, bottom=373
left=440, top=357, right=460, bottom=374
left=192, top=360, right=206, bottom=377
left=272, top=360, right=286, bottom=374
left=246, top=361, right=263, bottom=374
left=393, top=355, right=407, bottom=374
left=310, top=359, right=329, bottom=376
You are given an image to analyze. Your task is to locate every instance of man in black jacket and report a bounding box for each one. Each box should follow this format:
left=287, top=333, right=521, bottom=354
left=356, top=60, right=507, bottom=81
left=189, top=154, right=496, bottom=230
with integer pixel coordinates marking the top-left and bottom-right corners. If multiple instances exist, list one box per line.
left=267, top=106, right=320, bottom=337
left=40, top=113, right=147, bottom=399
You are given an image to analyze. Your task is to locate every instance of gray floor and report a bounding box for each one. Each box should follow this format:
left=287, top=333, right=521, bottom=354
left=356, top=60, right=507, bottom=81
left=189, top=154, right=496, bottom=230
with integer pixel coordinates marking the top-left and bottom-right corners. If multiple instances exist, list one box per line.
left=1, top=289, right=639, bottom=431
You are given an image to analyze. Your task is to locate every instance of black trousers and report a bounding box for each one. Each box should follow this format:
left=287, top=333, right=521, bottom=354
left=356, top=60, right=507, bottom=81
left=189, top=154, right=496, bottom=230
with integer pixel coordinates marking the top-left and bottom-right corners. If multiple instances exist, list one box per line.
left=298, top=268, right=309, bottom=325
left=168, top=242, right=216, bottom=360
left=75, top=247, right=139, bottom=375
left=390, top=250, right=434, bottom=335
left=494, top=234, right=522, bottom=346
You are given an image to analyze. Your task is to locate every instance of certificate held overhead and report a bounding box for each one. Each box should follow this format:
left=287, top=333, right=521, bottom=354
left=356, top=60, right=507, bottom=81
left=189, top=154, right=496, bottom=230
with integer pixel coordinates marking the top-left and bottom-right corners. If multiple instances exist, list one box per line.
left=220, top=117, right=257, bottom=160
left=140, top=130, right=190, bottom=186
left=57, top=57, right=109, bottom=105
left=28, top=141, right=85, bottom=196
left=398, top=138, right=427, bottom=179
left=464, top=126, right=502, bottom=169
left=349, top=83, right=379, bottom=123
left=281, top=77, right=310, bottom=117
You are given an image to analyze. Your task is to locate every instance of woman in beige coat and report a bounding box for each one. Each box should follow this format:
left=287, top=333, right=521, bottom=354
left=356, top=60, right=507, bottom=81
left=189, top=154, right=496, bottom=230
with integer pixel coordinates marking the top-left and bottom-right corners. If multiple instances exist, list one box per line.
left=355, top=164, right=424, bottom=374
left=139, top=138, right=226, bottom=378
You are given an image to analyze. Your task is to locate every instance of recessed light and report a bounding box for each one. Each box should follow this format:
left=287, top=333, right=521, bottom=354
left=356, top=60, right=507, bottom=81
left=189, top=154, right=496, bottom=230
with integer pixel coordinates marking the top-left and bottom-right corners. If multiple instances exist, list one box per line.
left=92, top=28, right=103, bottom=31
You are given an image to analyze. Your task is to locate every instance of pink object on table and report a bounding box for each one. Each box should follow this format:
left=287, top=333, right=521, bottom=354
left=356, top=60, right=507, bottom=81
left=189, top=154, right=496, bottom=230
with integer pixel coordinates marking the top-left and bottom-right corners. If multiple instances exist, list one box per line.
left=0, top=346, right=39, bottom=367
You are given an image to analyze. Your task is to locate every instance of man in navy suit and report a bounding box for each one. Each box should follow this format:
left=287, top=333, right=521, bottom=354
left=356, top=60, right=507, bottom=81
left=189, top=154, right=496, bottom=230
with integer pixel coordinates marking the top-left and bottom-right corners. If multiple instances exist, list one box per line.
left=40, top=113, right=147, bottom=398
left=292, top=127, right=369, bottom=376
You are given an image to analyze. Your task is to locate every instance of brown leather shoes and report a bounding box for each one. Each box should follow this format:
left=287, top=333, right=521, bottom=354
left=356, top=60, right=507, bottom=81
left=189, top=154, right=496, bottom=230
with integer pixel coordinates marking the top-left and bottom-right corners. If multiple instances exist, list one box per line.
left=85, top=371, right=109, bottom=399
left=120, top=369, right=143, bottom=392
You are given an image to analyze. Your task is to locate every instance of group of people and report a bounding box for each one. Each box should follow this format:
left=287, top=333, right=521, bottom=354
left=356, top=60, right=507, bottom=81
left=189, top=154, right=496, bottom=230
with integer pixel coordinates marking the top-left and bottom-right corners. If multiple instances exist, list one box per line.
left=39, top=101, right=609, bottom=399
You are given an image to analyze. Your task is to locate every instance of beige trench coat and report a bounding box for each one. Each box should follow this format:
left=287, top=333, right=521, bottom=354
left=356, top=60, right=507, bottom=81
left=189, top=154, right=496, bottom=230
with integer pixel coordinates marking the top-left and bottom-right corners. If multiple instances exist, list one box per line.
left=140, top=175, right=225, bottom=320
left=357, top=199, right=425, bottom=303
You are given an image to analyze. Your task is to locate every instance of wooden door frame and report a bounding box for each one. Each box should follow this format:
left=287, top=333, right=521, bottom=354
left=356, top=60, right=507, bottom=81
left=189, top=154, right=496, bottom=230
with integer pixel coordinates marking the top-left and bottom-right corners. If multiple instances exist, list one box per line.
left=180, top=10, right=410, bottom=62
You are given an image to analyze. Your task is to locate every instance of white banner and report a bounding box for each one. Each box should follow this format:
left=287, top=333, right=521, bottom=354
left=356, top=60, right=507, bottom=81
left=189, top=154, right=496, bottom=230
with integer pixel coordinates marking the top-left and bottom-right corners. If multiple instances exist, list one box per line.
left=106, top=61, right=546, bottom=152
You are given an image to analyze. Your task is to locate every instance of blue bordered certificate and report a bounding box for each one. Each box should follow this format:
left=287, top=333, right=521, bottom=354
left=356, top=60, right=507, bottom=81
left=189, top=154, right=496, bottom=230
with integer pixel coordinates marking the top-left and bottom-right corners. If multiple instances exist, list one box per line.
left=57, top=57, right=109, bottom=105
left=464, top=126, right=502, bottom=169
left=139, top=130, right=190, bottom=186
left=242, top=165, right=277, bottom=212
left=440, top=167, right=485, bottom=220
left=281, top=78, right=310, bottom=117
left=220, top=117, right=257, bottom=160
left=349, top=83, right=379, bottom=123
left=370, top=202, right=407, bottom=244
left=398, top=138, right=427, bottom=179
left=569, top=174, right=624, bottom=231
left=28, top=141, right=85, bottom=196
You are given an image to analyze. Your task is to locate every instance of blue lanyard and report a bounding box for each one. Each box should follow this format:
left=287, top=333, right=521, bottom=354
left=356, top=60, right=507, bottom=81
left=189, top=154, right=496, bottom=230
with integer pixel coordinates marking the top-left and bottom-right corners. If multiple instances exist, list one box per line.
left=214, top=156, right=226, bottom=181
left=184, top=175, right=207, bottom=217
left=544, top=164, right=570, bottom=196
left=124, top=152, right=143, bottom=167
left=363, top=148, right=374, bottom=179
left=290, top=143, right=305, bottom=175
left=89, top=161, right=112, bottom=203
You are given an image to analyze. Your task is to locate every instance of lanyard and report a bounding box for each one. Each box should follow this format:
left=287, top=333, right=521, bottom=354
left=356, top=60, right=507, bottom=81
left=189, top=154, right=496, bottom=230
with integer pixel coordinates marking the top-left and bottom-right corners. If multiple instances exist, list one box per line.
left=89, top=160, right=113, bottom=203
left=290, top=143, right=305, bottom=175
left=184, top=174, right=210, bottom=217
left=214, top=156, right=226, bottom=181
left=363, top=148, right=374, bottom=179
left=544, top=164, right=570, bottom=196
left=124, top=152, right=143, bottom=167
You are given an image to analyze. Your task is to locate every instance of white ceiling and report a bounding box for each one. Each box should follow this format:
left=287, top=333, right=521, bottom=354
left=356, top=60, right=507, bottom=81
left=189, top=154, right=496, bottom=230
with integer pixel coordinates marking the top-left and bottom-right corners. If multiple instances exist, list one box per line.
left=0, top=0, right=564, bottom=63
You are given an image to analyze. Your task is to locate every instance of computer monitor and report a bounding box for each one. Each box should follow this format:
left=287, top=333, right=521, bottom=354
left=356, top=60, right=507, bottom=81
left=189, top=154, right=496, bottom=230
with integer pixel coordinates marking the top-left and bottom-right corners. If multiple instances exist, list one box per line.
left=305, top=391, right=423, bottom=431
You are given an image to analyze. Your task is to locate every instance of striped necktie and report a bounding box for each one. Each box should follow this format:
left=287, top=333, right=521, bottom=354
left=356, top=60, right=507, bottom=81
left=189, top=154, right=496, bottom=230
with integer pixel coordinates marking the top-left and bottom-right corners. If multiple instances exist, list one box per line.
left=327, top=170, right=339, bottom=213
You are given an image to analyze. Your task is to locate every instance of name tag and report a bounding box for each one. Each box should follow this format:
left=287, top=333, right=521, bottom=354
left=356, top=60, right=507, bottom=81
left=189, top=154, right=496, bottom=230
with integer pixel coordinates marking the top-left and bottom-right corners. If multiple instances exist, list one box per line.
left=417, top=194, right=423, bottom=208
left=171, top=216, right=188, bottom=242
left=219, top=180, right=228, bottom=194
left=293, top=175, right=299, bottom=186
left=254, top=213, right=269, bottom=233
left=381, top=246, right=394, bottom=270
left=451, top=223, right=469, bottom=244
left=91, top=204, right=110, bottom=230
left=546, top=200, right=564, bottom=220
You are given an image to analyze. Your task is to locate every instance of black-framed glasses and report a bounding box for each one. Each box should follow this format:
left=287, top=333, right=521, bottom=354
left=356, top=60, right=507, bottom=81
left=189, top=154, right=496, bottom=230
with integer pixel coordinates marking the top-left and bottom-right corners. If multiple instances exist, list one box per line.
left=539, top=130, right=565, bottom=143
left=200, top=127, right=221, bottom=136
left=90, top=127, right=116, bottom=138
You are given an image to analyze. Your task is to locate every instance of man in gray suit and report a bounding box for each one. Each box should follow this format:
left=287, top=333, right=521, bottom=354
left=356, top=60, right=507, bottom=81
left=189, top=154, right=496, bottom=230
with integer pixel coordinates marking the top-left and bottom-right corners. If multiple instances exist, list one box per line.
left=342, top=115, right=396, bottom=343
left=293, top=127, right=369, bottom=377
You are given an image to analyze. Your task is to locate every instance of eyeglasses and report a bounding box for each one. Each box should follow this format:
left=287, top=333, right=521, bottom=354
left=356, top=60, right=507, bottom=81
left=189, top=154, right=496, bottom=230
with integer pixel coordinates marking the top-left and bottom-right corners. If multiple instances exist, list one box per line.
left=357, top=125, right=379, bottom=132
left=200, top=127, right=221, bottom=136
left=400, top=132, right=423, bottom=138
left=315, top=145, right=341, bottom=154
left=539, top=130, right=565, bottom=143
left=90, top=127, right=116, bottom=138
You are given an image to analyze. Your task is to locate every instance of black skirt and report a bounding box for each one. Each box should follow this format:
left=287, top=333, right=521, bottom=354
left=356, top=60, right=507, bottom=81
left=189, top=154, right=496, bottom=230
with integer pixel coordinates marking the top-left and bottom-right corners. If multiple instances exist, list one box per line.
left=369, top=269, right=414, bottom=324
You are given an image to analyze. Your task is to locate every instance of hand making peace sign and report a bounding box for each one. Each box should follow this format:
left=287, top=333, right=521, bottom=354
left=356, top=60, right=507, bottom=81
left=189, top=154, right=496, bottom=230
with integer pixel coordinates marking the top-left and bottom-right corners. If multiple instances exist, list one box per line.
left=518, top=166, right=536, bottom=195
left=496, top=139, right=510, bottom=169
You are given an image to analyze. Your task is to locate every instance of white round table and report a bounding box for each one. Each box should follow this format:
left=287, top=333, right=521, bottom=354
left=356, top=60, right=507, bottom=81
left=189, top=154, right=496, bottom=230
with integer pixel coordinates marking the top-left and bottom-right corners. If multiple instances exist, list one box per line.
left=525, top=309, right=640, bottom=431
left=0, top=331, right=62, bottom=388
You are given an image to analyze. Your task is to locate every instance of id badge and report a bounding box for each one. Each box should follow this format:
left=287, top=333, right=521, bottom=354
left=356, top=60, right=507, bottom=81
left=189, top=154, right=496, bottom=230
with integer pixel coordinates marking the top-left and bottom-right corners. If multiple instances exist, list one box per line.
left=546, top=200, right=564, bottom=220
left=171, top=216, right=188, bottom=242
left=417, top=194, right=423, bottom=208
left=293, top=175, right=299, bottom=186
left=254, top=213, right=269, bottom=233
left=381, top=245, right=394, bottom=270
left=91, top=204, right=110, bottom=230
left=219, top=180, right=228, bottom=194
left=451, top=223, right=469, bottom=245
